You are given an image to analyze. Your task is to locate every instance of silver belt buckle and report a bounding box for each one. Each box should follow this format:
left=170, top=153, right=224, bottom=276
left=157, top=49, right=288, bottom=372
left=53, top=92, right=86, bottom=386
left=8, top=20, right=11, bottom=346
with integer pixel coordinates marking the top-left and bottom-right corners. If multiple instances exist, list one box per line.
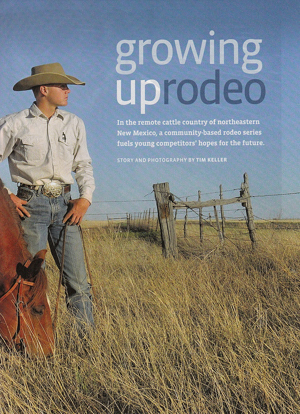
left=42, top=182, right=63, bottom=198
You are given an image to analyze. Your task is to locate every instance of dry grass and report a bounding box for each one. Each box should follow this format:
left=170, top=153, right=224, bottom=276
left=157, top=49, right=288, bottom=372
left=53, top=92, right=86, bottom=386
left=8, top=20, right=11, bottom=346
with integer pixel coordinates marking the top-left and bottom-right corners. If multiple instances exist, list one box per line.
left=1, top=224, right=300, bottom=413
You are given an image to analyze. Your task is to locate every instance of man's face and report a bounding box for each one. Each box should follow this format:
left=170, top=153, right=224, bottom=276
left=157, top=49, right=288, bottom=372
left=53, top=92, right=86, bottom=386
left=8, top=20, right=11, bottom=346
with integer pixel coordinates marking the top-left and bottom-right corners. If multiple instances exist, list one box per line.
left=43, top=84, right=70, bottom=107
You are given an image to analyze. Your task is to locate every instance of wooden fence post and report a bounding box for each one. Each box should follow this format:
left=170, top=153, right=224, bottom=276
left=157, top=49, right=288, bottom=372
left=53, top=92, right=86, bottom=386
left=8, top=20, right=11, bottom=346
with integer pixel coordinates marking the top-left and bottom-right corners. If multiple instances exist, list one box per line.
left=126, top=213, right=130, bottom=232
left=220, top=184, right=225, bottom=239
left=152, top=209, right=155, bottom=230
left=153, top=182, right=178, bottom=259
left=214, top=205, right=224, bottom=243
left=147, top=208, right=151, bottom=230
left=241, top=173, right=256, bottom=247
left=198, top=190, right=203, bottom=243
left=184, top=197, right=188, bottom=238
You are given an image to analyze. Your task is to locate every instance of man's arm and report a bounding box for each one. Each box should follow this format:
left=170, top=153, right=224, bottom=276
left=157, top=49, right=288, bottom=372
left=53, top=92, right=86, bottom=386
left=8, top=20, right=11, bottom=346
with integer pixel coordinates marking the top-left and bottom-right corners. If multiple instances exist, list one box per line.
left=66, top=118, right=95, bottom=225
left=72, top=118, right=95, bottom=203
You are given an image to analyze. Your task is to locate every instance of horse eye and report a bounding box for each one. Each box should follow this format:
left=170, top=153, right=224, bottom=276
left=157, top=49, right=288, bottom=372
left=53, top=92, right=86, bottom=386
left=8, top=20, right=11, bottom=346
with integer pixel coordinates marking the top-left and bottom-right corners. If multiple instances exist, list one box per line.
left=31, top=305, right=45, bottom=316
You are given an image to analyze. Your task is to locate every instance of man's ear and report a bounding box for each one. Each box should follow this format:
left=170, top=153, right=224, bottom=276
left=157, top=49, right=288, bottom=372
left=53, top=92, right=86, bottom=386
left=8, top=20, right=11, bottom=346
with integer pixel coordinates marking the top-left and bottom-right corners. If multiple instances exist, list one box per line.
left=39, top=85, right=48, bottom=97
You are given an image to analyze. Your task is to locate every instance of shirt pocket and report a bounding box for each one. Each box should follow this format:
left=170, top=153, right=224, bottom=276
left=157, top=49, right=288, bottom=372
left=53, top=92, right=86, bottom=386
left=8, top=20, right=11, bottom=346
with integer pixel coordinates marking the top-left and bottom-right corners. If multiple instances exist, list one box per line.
left=57, top=136, right=75, bottom=167
left=19, top=135, right=46, bottom=163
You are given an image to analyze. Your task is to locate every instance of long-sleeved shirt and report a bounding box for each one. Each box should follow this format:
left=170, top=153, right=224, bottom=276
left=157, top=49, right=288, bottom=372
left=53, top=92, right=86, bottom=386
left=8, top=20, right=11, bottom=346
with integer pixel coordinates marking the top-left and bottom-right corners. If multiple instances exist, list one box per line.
left=0, top=102, right=95, bottom=203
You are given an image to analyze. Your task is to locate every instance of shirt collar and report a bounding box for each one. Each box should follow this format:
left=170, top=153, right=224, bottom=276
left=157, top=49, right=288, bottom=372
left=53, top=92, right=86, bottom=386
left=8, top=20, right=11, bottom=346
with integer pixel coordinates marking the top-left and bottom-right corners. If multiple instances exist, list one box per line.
left=29, top=102, right=64, bottom=120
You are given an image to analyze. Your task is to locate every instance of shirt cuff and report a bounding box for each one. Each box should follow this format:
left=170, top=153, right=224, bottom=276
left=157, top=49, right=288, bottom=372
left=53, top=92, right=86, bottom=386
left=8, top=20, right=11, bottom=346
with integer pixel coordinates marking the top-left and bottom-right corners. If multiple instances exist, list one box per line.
left=80, top=191, right=93, bottom=204
left=4, top=186, right=12, bottom=195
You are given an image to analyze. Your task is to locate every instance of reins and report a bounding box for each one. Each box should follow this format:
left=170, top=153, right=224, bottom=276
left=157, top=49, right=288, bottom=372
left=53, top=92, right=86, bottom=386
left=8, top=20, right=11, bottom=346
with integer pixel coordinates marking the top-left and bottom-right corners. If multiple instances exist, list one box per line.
left=79, top=225, right=96, bottom=298
left=0, top=225, right=94, bottom=344
left=52, top=223, right=68, bottom=333
left=0, top=258, right=33, bottom=344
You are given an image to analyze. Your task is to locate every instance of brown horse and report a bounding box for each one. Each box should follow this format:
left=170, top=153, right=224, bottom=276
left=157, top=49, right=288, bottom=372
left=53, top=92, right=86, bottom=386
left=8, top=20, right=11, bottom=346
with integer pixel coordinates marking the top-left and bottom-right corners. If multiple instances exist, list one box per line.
left=0, top=179, right=54, bottom=356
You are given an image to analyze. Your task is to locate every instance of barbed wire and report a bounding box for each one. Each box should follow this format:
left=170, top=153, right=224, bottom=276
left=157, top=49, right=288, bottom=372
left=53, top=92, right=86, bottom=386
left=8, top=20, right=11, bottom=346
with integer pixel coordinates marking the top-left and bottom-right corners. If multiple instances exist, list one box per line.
left=92, top=199, right=154, bottom=204
left=90, top=189, right=300, bottom=206
left=88, top=203, right=300, bottom=254
left=86, top=189, right=300, bottom=218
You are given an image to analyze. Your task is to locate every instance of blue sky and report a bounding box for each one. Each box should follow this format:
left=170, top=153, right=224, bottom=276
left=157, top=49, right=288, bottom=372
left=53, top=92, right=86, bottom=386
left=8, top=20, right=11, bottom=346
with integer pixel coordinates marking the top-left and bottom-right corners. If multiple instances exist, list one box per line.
left=0, top=0, right=299, bottom=220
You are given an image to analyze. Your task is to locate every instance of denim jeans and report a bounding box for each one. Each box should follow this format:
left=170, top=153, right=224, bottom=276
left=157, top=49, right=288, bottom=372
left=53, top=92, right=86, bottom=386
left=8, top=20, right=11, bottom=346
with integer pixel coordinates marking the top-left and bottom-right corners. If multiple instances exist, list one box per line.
left=17, top=185, right=94, bottom=331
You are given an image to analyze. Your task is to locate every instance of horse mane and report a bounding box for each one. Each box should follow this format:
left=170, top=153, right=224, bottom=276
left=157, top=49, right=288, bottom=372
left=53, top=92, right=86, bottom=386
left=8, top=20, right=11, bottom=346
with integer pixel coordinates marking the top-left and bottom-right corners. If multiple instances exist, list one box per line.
left=0, top=179, right=48, bottom=303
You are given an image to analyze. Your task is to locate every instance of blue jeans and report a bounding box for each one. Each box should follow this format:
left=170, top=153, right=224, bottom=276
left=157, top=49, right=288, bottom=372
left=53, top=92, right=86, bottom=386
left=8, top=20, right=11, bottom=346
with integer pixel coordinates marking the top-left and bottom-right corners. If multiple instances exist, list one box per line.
left=17, top=185, right=94, bottom=331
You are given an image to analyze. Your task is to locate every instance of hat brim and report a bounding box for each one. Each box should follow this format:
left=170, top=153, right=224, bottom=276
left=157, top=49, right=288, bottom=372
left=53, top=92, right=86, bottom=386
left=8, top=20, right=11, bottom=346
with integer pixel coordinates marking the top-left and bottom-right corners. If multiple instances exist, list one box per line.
left=13, top=72, right=85, bottom=91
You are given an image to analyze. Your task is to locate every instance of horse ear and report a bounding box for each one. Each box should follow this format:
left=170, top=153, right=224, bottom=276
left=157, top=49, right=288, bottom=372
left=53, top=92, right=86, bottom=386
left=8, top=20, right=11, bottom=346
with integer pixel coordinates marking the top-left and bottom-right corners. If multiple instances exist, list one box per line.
left=16, top=262, right=27, bottom=278
left=33, top=249, right=47, bottom=261
left=16, top=250, right=47, bottom=279
left=27, top=250, right=47, bottom=277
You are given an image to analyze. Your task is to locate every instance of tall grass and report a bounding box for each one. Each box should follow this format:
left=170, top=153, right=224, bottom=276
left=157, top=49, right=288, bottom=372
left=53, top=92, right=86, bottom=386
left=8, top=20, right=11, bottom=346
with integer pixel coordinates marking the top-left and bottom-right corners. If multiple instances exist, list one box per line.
left=0, top=225, right=299, bottom=413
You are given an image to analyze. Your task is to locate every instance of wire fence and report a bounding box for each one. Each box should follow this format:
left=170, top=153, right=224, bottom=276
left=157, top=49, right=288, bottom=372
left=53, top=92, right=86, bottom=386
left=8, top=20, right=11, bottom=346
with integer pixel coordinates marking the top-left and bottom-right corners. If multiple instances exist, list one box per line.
left=86, top=188, right=300, bottom=231
left=85, top=189, right=300, bottom=221
left=83, top=188, right=300, bottom=254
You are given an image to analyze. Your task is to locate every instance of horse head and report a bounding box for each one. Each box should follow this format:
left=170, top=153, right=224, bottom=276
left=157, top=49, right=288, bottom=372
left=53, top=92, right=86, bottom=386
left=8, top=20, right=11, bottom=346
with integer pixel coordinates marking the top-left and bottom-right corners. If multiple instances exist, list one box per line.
left=0, top=250, right=54, bottom=357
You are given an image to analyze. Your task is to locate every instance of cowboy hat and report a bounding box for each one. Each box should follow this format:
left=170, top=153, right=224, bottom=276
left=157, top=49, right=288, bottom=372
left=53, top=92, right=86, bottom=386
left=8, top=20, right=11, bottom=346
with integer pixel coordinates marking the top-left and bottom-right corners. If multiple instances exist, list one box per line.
left=13, top=62, right=85, bottom=91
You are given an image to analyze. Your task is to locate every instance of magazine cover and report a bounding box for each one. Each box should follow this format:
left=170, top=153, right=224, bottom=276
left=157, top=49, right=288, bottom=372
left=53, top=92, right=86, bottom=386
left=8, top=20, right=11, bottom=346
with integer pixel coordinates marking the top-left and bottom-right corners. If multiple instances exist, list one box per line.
left=0, top=1, right=299, bottom=412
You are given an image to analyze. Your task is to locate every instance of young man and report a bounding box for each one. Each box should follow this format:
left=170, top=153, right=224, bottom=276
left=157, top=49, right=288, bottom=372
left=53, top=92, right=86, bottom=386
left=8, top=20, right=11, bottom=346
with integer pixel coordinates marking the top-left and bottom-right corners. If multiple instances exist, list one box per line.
left=0, top=62, right=95, bottom=332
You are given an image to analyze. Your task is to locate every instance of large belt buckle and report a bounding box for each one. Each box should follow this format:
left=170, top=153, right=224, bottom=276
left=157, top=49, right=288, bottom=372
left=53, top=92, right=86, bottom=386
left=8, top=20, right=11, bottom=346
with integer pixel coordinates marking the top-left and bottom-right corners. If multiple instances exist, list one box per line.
left=42, top=182, right=63, bottom=198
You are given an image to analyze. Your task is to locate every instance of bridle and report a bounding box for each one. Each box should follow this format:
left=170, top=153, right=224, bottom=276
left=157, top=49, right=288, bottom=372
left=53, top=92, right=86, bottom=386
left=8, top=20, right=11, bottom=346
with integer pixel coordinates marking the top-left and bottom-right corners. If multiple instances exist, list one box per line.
left=0, top=224, right=96, bottom=348
left=0, top=259, right=34, bottom=347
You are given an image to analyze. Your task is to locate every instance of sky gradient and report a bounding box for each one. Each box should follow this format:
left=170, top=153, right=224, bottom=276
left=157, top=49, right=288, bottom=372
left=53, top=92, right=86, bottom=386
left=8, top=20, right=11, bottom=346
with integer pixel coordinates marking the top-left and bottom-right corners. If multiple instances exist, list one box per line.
left=0, top=0, right=299, bottom=220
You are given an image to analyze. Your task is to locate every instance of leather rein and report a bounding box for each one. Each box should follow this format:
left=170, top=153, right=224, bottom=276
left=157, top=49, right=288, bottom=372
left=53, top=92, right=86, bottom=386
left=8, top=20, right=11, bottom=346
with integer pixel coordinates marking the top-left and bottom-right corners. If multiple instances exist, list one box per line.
left=0, top=259, right=33, bottom=344
left=0, top=224, right=95, bottom=345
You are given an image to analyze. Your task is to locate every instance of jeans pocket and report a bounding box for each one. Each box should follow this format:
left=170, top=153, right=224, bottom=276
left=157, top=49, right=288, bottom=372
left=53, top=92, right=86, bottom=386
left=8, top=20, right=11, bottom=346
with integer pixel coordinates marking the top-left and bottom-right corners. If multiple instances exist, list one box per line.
left=17, top=187, right=35, bottom=203
left=63, top=191, right=72, bottom=205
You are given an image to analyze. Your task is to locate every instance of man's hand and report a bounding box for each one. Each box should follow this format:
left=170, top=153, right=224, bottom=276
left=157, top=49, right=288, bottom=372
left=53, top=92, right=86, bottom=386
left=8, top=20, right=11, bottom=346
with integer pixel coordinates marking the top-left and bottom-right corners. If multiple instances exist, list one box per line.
left=63, top=198, right=90, bottom=225
left=10, top=193, right=31, bottom=218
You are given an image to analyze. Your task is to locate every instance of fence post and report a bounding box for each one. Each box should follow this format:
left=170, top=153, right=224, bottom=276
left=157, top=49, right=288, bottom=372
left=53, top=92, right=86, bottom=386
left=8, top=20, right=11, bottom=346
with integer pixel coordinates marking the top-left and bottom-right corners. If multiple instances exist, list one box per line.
left=153, top=182, right=178, bottom=259
left=214, top=206, right=224, bottom=243
left=147, top=208, right=151, bottom=230
left=184, top=197, right=188, bottom=238
left=152, top=209, right=155, bottom=230
left=198, top=190, right=203, bottom=243
left=220, top=184, right=225, bottom=239
left=241, top=172, right=256, bottom=247
left=126, top=213, right=130, bottom=233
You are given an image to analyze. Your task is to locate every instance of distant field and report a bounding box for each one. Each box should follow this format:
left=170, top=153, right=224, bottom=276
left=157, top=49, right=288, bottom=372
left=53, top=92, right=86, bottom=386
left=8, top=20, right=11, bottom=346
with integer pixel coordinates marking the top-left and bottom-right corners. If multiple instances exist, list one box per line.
left=1, top=224, right=300, bottom=413
left=82, top=218, right=300, bottom=229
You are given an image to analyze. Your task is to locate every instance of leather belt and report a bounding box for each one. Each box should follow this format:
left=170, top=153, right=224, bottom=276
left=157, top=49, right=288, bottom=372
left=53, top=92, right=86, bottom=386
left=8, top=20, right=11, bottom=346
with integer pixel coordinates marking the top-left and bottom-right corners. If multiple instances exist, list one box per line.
left=19, top=182, right=71, bottom=198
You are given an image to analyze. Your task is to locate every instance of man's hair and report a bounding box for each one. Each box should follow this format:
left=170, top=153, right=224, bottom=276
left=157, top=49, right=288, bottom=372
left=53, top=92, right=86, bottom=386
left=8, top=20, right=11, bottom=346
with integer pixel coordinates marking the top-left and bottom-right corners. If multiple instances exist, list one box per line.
left=32, top=85, right=41, bottom=98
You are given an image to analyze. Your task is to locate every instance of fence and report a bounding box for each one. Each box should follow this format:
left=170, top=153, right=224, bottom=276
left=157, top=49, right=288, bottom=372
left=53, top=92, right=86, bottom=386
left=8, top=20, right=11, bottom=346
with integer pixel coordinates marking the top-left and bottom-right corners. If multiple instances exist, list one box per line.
left=105, top=210, right=158, bottom=233
left=153, top=173, right=256, bottom=258
left=85, top=176, right=300, bottom=258
left=126, top=210, right=158, bottom=232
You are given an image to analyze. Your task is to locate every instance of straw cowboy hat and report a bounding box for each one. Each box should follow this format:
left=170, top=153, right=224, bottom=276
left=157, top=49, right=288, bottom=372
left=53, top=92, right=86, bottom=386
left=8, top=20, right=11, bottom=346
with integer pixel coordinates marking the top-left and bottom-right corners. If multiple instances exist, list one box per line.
left=13, top=62, right=85, bottom=91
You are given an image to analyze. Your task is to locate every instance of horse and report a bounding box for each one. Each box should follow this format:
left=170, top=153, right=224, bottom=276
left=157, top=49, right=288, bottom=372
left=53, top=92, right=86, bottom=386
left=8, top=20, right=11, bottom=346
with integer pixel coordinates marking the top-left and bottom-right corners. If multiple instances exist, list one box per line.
left=0, top=179, right=54, bottom=356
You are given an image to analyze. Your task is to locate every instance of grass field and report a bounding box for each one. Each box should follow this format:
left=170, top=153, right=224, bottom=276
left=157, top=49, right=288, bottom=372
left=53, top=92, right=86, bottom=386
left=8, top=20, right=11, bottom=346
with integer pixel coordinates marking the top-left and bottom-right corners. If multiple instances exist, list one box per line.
left=0, top=222, right=300, bottom=413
